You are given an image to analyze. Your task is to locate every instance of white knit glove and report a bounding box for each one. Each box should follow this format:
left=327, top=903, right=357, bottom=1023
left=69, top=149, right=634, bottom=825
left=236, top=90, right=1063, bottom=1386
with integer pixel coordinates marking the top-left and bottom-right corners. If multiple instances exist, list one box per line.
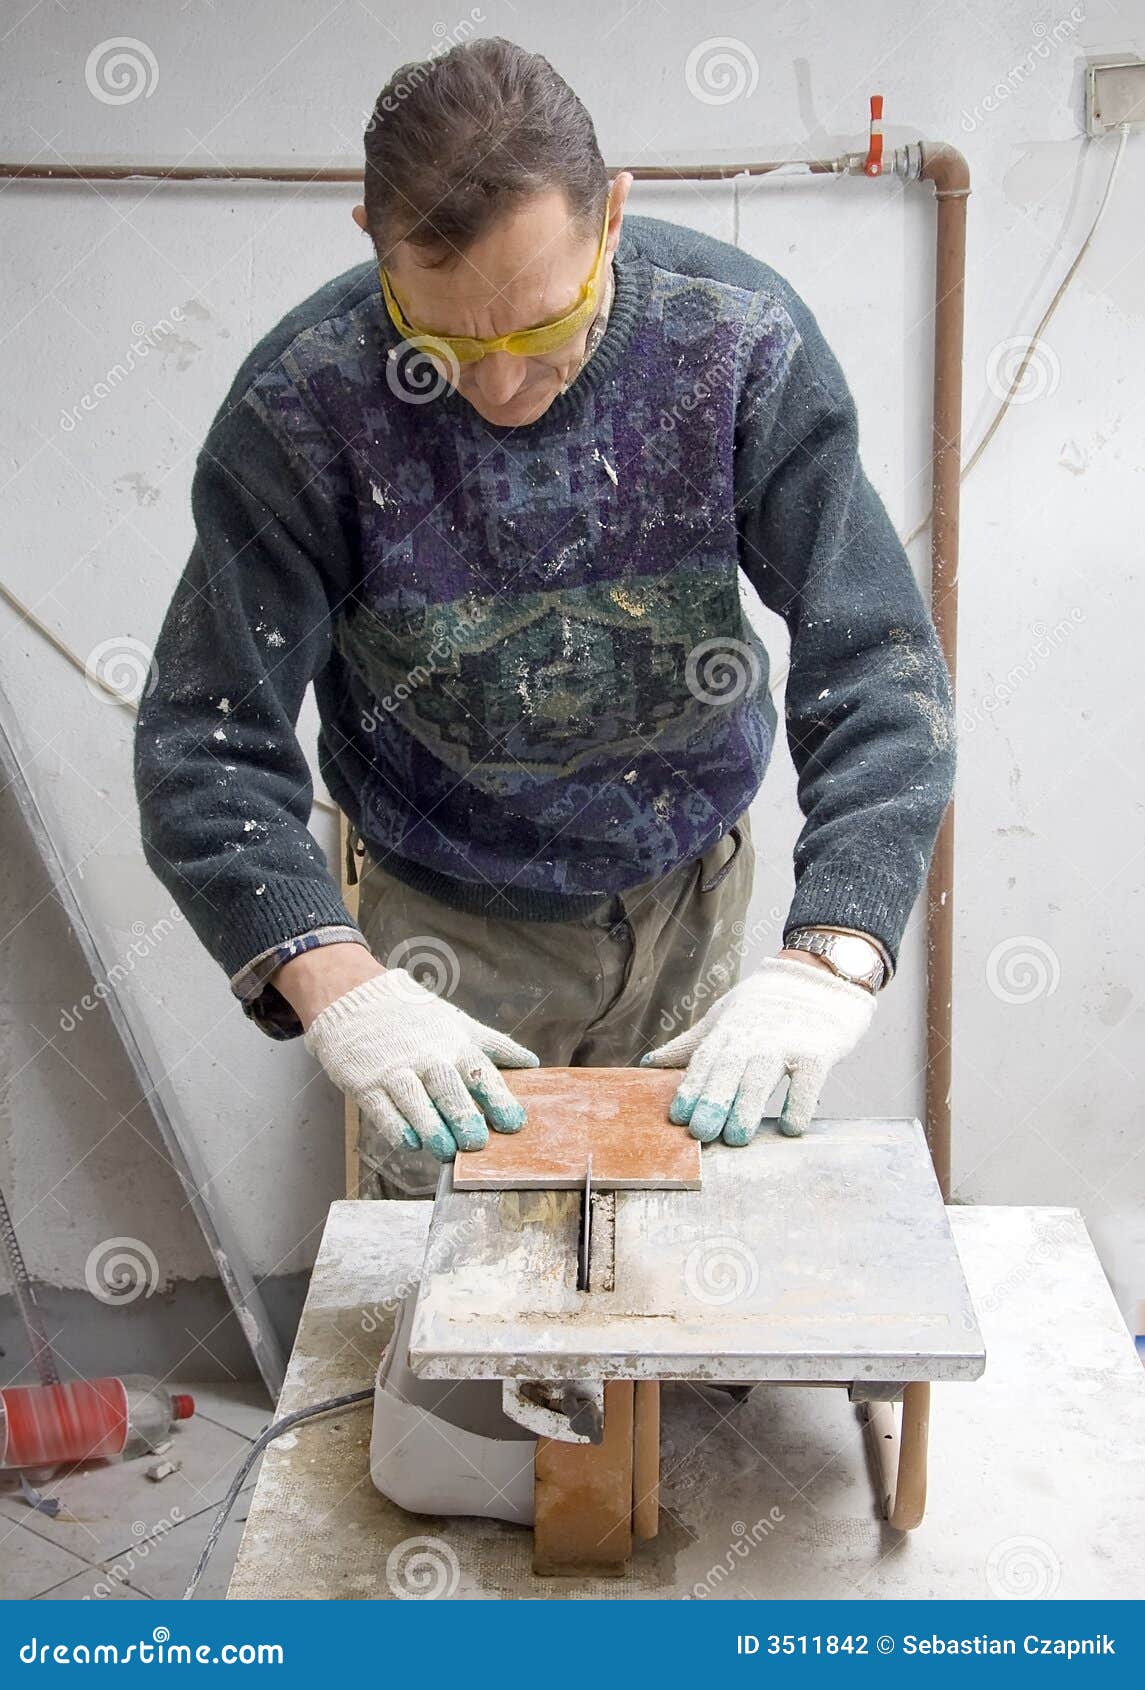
left=641, top=956, right=876, bottom=1143
left=303, top=971, right=539, bottom=1162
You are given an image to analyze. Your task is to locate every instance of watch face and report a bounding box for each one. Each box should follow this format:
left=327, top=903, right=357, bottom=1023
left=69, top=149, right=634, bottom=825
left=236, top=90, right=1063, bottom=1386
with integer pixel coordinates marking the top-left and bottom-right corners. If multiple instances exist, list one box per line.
left=831, top=935, right=877, bottom=979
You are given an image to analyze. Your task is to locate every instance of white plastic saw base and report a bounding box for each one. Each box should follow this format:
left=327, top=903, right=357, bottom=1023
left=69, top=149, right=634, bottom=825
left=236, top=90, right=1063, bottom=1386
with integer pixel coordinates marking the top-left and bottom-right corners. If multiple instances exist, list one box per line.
left=369, top=1293, right=536, bottom=1525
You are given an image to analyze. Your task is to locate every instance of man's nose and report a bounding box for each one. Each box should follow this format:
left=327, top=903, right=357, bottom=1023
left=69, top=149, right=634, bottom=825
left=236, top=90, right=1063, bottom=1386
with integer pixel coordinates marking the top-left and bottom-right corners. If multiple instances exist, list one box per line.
left=469, top=350, right=527, bottom=407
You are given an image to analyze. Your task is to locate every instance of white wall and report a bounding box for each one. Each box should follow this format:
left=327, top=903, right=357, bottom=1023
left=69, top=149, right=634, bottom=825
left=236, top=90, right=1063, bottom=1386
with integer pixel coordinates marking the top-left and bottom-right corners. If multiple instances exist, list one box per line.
left=1, top=0, right=1141, bottom=1335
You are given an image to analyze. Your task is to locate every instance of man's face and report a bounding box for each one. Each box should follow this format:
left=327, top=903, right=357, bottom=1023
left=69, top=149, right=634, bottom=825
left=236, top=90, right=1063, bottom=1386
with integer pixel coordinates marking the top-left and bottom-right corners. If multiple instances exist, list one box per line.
left=371, top=183, right=627, bottom=428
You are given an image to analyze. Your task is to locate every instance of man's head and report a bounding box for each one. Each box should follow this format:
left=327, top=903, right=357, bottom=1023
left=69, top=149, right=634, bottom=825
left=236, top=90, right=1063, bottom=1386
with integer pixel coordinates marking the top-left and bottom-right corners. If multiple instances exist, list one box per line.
left=354, top=38, right=632, bottom=427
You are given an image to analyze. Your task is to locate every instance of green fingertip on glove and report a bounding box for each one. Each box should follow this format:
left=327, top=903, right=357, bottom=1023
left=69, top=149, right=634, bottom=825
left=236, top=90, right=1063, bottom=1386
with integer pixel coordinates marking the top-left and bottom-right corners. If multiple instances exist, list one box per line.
left=663, top=1079, right=740, bottom=1145
left=417, top=1127, right=457, bottom=1161
left=721, top=1107, right=763, bottom=1148
left=469, top=1082, right=528, bottom=1134
left=450, top=1112, right=490, bottom=1152
left=666, top=1086, right=697, bottom=1127
left=685, top=1100, right=727, bottom=1143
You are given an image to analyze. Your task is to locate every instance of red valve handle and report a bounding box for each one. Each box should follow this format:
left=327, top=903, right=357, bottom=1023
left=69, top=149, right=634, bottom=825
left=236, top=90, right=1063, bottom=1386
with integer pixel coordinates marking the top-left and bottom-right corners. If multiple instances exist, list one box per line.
left=865, top=94, right=884, bottom=177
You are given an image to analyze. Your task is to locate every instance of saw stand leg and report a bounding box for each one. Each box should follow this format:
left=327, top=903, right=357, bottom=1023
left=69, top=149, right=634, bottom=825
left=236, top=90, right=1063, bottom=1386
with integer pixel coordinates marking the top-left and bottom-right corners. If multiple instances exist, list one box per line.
left=861, top=1381, right=930, bottom=1530
left=532, top=1381, right=660, bottom=1576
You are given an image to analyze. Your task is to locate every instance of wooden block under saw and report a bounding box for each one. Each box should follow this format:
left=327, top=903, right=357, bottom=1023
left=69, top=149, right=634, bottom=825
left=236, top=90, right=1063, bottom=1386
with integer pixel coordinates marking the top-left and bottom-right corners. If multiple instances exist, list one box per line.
left=451, top=1066, right=701, bottom=1190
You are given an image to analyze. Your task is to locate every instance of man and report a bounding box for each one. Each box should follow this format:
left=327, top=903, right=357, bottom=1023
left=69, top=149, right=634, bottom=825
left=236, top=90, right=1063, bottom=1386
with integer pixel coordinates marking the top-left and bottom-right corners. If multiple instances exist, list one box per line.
left=134, top=38, right=955, bottom=1190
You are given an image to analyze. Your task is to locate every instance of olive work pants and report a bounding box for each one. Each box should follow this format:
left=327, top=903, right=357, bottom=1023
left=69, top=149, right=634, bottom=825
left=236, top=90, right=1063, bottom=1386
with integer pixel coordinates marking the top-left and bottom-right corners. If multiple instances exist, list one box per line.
left=352, top=816, right=754, bottom=1196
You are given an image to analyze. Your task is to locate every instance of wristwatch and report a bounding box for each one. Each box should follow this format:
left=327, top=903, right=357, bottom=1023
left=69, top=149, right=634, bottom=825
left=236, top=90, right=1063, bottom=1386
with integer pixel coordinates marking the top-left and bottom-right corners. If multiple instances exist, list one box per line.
left=784, top=927, right=887, bottom=994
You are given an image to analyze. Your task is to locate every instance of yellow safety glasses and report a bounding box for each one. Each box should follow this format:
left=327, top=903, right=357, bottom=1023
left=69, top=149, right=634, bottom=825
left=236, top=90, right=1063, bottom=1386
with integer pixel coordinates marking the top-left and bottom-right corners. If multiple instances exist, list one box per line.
left=379, top=211, right=610, bottom=366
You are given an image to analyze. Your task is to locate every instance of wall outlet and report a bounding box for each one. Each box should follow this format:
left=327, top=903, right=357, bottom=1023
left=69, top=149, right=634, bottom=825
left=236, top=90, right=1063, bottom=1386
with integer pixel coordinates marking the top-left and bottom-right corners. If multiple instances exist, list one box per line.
left=1086, top=56, right=1145, bottom=137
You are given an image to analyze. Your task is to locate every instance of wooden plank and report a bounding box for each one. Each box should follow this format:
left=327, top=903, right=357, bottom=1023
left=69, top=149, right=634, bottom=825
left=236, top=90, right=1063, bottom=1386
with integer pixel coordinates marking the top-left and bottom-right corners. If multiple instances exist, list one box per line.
left=452, top=1067, right=700, bottom=1191
left=632, top=1380, right=660, bottom=1539
left=533, top=1380, right=634, bottom=1576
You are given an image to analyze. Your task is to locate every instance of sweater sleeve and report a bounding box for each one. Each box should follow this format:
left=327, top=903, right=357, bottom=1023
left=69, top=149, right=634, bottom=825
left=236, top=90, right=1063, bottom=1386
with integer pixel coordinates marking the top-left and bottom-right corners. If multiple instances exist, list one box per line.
left=134, top=385, right=360, bottom=986
left=734, top=294, right=956, bottom=969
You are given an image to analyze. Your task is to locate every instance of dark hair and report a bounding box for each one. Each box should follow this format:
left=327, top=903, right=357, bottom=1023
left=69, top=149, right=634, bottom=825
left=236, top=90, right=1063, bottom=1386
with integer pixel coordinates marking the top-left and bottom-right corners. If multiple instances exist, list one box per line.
left=363, top=37, right=609, bottom=264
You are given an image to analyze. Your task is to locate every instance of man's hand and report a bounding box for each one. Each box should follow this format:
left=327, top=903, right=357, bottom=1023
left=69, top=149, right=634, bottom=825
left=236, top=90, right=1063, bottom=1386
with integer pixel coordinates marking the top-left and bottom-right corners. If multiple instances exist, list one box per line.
left=640, top=955, right=875, bottom=1143
left=302, top=971, right=539, bottom=1162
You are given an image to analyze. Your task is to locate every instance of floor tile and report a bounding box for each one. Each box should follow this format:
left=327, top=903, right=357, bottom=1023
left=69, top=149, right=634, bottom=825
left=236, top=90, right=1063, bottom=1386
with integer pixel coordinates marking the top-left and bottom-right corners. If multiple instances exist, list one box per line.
left=186, top=1380, right=274, bottom=1440
left=0, top=1519, right=94, bottom=1599
left=122, top=1497, right=254, bottom=1600
left=35, top=1568, right=151, bottom=1600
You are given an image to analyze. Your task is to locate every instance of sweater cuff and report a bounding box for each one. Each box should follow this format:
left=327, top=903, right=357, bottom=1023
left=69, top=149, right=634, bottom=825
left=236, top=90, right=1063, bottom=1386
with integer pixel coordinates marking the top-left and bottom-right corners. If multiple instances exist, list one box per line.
left=783, top=860, right=915, bottom=972
left=230, top=924, right=370, bottom=1041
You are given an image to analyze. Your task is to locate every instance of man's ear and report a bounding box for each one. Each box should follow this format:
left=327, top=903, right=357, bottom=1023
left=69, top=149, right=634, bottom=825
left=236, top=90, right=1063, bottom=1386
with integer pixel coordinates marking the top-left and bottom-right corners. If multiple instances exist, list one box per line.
left=352, top=203, right=369, bottom=235
left=606, top=171, right=634, bottom=254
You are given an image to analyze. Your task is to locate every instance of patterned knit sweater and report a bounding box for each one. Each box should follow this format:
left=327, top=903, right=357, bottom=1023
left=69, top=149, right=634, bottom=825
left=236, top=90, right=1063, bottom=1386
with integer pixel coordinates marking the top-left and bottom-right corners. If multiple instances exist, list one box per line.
left=134, top=214, right=955, bottom=1015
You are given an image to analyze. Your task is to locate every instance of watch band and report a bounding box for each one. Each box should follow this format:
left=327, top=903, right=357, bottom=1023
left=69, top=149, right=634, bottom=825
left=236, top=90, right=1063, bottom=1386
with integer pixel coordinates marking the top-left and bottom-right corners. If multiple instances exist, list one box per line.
left=785, top=926, right=887, bottom=993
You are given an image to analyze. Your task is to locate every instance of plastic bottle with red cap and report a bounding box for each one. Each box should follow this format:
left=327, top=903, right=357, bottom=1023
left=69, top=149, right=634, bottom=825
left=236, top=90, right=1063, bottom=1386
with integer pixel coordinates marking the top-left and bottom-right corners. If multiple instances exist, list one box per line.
left=0, top=1376, right=194, bottom=1469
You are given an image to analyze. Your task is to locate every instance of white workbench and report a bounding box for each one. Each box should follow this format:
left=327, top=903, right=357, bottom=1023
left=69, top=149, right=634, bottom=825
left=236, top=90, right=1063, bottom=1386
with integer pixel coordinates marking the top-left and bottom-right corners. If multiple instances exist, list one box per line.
left=228, top=1200, right=1145, bottom=1600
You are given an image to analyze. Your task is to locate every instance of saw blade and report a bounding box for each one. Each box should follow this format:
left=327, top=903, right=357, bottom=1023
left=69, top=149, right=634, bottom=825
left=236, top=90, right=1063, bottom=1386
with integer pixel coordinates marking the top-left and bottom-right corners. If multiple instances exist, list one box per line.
left=576, top=1154, right=593, bottom=1291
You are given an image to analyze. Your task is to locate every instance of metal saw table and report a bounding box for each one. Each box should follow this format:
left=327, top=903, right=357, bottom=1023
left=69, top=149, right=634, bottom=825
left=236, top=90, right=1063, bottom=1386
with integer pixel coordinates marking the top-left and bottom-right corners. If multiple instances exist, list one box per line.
left=228, top=1189, right=1145, bottom=1600
left=409, top=1116, right=983, bottom=1570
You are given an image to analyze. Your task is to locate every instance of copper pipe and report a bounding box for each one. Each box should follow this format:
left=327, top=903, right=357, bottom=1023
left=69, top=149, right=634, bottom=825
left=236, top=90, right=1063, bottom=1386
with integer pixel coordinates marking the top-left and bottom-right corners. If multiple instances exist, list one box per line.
left=0, top=158, right=842, bottom=185
left=0, top=162, right=363, bottom=184
left=918, top=144, right=969, bottom=1200
left=2, top=144, right=967, bottom=1191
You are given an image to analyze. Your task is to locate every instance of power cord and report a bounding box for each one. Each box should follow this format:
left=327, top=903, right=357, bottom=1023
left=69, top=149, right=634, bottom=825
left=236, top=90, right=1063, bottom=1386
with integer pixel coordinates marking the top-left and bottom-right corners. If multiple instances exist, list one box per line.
left=0, top=571, right=340, bottom=818
left=181, top=1387, right=373, bottom=1599
left=903, top=119, right=1131, bottom=544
